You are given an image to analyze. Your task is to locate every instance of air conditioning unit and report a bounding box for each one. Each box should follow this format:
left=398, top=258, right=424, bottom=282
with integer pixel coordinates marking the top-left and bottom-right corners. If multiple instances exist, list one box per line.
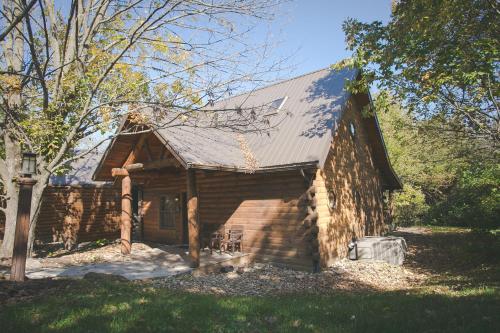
left=348, top=236, right=407, bottom=265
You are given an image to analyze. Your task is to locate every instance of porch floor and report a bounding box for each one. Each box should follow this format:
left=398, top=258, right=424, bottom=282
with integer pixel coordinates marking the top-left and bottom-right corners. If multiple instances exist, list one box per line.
left=1, top=242, right=248, bottom=280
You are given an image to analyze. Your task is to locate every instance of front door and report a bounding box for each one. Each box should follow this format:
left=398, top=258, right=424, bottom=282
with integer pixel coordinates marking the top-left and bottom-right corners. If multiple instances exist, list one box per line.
left=181, top=192, right=188, bottom=244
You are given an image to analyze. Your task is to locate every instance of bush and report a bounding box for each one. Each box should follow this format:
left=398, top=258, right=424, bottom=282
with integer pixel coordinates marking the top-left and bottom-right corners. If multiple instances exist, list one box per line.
left=426, top=164, right=500, bottom=230
left=392, top=184, right=429, bottom=227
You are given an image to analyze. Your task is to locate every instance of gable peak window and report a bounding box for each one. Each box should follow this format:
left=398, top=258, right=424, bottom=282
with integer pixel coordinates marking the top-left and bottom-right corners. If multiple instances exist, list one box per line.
left=327, top=189, right=336, bottom=211
left=349, top=121, right=356, bottom=138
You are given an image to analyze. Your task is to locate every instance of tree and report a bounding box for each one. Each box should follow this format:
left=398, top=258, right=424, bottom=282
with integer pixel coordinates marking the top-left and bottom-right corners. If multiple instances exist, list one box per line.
left=377, top=96, right=499, bottom=228
left=0, top=0, right=287, bottom=257
left=338, top=0, right=499, bottom=143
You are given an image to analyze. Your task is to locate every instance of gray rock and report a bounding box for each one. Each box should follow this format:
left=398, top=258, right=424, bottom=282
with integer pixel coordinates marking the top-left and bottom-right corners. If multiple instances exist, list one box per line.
left=220, top=265, right=234, bottom=273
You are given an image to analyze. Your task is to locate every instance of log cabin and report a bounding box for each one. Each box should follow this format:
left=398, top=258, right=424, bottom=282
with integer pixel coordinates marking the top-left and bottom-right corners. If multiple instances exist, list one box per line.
left=92, top=67, right=402, bottom=271
left=0, top=67, right=401, bottom=271
left=0, top=151, right=121, bottom=250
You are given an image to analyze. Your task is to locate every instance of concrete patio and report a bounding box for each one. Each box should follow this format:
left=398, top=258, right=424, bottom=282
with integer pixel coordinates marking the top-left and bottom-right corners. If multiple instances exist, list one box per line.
left=0, top=243, right=248, bottom=280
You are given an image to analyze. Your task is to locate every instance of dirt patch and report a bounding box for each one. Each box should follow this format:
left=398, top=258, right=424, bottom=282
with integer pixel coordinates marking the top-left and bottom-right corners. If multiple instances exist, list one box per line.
left=0, top=278, right=75, bottom=307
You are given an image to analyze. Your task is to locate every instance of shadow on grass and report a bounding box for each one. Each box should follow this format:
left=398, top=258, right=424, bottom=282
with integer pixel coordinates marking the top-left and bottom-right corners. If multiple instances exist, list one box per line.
left=1, top=278, right=499, bottom=333
left=392, top=228, right=500, bottom=289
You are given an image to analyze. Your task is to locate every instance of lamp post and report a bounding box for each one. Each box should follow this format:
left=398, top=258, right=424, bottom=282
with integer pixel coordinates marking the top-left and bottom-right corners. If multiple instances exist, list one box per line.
left=10, top=152, right=37, bottom=282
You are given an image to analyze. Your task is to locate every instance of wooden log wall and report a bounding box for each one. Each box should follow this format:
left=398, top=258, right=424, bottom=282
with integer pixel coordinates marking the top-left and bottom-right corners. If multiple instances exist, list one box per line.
left=316, top=97, right=387, bottom=267
left=34, top=186, right=121, bottom=248
left=196, top=170, right=312, bottom=270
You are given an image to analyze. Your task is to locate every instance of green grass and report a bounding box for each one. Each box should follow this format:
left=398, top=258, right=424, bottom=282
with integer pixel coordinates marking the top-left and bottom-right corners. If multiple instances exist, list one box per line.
left=1, top=279, right=498, bottom=333
left=1, top=226, right=499, bottom=333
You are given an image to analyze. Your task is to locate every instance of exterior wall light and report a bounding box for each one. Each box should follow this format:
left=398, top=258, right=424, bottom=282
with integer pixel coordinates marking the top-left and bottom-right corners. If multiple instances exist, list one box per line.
left=21, top=152, right=37, bottom=177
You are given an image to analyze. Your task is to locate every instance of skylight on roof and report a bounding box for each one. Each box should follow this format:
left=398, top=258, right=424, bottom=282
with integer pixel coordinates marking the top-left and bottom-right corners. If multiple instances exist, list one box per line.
left=264, top=96, right=288, bottom=117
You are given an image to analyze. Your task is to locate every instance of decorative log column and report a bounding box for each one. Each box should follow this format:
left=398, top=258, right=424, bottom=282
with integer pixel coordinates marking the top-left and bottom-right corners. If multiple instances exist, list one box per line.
left=121, top=175, right=132, bottom=254
left=112, top=168, right=133, bottom=255
left=187, top=169, right=200, bottom=268
left=304, top=185, right=320, bottom=272
left=10, top=177, right=37, bottom=281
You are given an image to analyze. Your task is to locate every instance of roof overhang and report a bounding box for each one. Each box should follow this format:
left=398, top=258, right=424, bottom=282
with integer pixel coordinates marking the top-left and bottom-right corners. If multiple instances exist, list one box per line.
left=93, top=114, right=321, bottom=181
left=357, top=90, right=403, bottom=191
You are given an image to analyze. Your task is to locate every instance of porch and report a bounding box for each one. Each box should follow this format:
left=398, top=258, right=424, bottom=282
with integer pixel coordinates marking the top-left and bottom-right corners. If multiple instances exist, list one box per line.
left=93, top=131, right=315, bottom=271
left=1, top=241, right=249, bottom=280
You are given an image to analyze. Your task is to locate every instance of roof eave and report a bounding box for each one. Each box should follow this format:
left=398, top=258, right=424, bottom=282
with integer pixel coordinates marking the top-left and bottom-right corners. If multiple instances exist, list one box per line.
left=366, top=91, right=403, bottom=190
left=187, top=161, right=319, bottom=173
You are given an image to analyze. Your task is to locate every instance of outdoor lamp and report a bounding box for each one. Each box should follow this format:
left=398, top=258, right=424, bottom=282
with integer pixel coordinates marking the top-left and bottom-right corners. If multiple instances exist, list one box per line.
left=11, top=152, right=38, bottom=281
left=21, top=152, right=37, bottom=177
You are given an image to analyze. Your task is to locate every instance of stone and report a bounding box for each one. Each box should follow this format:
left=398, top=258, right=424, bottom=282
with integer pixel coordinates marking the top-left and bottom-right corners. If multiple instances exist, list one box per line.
left=220, top=265, right=234, bottom=273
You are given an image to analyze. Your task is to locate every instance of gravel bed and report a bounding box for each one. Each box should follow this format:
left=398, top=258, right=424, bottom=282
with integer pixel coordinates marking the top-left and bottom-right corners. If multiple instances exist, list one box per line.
left=152, top=259, right=427, bottom=296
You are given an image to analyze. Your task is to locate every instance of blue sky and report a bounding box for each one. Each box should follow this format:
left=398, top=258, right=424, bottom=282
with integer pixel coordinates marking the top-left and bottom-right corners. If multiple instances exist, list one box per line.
left=270, top=0, right=392, bottom=76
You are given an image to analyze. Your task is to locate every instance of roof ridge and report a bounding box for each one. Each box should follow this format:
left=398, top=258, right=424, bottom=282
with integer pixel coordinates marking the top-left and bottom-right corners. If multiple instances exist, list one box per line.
left=214, top=66, right=333, bottom=105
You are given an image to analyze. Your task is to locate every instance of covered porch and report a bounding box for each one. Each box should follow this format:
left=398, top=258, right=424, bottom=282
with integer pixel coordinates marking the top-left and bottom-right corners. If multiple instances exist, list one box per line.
left=93, top=124, right=315, bottom=271
left=100, top=130, right=209, bottom=268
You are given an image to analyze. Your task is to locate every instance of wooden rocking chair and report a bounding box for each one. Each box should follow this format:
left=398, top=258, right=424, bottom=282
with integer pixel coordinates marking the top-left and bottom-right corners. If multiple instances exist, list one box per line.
left=209, top=231, right=224, bottom=254
left=221, top=229, right=243, bottom=254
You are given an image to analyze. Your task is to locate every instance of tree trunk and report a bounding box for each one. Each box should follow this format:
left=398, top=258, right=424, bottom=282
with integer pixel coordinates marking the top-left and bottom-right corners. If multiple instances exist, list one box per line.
left=0, top=0, right=24, bottom=259
left=0, top=133, right=21, bottom=259
left=0, top=178, right=19, bottom=258
left=26, top=174, right=50, bottom=256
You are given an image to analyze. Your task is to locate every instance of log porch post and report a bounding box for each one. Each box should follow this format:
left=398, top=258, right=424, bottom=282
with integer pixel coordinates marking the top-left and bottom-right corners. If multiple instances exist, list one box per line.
left=121, top=175, right=132, bottom=255
left=187, top=169, right=200, bottom=268
left=10, top=178, right=37, bottom=281
left=112, top=168, right=133, bottom=255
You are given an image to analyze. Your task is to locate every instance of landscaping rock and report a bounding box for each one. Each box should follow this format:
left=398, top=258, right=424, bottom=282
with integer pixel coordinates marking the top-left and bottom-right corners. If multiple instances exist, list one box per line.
left=220, top=265, right=234, bottom=273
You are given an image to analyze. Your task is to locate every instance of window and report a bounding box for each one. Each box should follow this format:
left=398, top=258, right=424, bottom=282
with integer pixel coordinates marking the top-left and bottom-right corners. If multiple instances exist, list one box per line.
left=263, top=96, right=288, bottom=117
left=328, top=189, right=336, bottom=210
left=159, top=194, right=179, bottom=229
left=349, top=121, right=356, bottom=138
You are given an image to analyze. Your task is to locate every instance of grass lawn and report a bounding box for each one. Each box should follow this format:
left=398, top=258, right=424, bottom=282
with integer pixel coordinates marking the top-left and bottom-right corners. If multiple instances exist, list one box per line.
left=1, top=226, right=499, bottom=333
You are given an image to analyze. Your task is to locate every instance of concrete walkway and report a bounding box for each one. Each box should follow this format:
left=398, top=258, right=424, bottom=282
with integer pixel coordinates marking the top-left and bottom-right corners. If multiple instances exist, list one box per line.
left=1, top=244, right=247, bottom=280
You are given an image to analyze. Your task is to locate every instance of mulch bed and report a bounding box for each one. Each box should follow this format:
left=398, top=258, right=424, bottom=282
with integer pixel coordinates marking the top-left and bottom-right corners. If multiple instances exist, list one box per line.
left=152, top=259, right=427, bottom=296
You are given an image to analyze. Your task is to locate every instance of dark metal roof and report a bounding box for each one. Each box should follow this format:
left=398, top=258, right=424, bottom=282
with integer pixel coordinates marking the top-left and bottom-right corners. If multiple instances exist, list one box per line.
left=50, top=150, right=108, bottom=186
left=91, top=66, right=401, bottom=189
left=154, top=67, right=357, bottom=171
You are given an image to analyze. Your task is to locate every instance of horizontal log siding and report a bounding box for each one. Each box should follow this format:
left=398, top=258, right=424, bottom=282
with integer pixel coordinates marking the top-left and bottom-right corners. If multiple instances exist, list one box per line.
left=35, top=186, right=121, bottom=246
left=197, top=170, right=312, bottom=270
left=316, top=97, right=387, bottom=267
